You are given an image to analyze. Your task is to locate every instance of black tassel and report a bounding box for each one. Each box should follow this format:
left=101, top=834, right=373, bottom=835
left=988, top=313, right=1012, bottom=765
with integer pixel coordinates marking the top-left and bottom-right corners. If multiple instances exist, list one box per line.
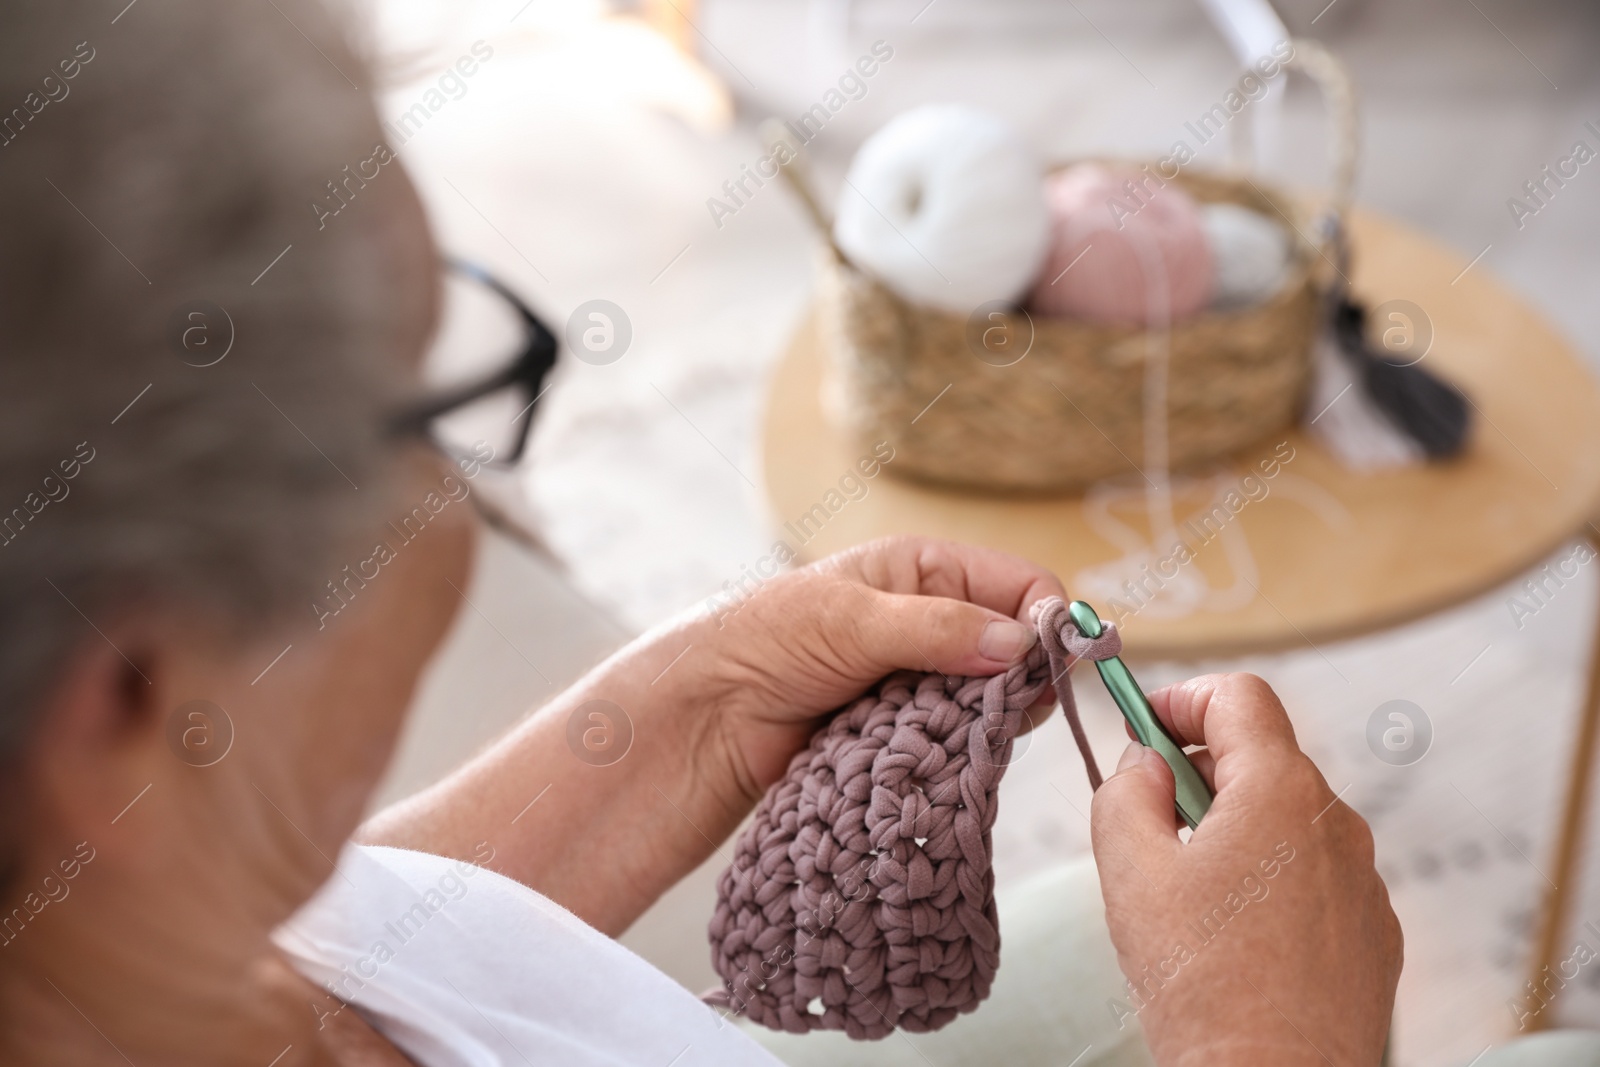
left=1331, top=297, right=1471, bottom=459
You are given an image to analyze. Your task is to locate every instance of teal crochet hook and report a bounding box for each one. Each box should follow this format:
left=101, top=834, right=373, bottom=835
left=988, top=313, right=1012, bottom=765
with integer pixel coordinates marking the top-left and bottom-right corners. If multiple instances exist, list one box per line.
left=1068, top=600, right=1213, bottom=830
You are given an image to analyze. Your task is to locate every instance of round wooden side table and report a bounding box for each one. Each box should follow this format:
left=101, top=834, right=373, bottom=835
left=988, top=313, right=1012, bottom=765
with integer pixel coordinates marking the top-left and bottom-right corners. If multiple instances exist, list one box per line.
left=760, top=208, right=1600, bottom=1027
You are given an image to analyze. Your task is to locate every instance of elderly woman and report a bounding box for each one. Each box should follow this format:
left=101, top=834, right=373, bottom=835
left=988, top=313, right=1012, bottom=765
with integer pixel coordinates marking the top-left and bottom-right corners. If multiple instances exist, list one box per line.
left=5, top=3, right=1594, bottom=1066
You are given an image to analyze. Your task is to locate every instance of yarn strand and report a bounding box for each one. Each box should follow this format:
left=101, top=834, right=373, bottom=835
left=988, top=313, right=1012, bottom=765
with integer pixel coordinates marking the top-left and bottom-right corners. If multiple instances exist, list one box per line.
left=1030, top=597, right=1122, bottom=791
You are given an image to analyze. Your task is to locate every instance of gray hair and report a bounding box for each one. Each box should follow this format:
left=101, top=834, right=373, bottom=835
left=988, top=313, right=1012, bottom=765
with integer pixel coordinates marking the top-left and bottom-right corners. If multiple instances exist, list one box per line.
left=0, top=0, right=429, bottom=758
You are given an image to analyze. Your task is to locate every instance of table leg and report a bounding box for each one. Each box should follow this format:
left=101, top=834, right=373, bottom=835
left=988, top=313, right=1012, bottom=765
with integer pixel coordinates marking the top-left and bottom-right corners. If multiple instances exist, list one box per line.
left=1525, top=528, right=1600, bottom=1029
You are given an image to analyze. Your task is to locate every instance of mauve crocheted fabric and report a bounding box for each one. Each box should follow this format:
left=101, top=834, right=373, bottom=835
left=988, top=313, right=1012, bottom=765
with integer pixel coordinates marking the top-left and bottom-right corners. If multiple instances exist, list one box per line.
left=706, top=597, right=1120, bottom=1039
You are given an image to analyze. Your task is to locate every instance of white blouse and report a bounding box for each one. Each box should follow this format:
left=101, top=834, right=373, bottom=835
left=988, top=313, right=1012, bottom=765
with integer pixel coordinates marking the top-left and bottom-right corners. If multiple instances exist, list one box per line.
left=274, top=844, right=781, bottom=1067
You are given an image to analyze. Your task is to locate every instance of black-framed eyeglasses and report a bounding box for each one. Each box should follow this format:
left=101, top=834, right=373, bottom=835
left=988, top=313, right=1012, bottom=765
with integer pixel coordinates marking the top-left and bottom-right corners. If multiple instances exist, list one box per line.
left=389, top=259, right=558, bottom=468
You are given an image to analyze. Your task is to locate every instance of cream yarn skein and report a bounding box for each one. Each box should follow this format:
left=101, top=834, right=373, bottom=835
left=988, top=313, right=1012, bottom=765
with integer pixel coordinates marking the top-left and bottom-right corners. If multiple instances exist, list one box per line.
left=833, top=105, right=1049, bottom=314
left=1202, top=202, right=1293, bottom=310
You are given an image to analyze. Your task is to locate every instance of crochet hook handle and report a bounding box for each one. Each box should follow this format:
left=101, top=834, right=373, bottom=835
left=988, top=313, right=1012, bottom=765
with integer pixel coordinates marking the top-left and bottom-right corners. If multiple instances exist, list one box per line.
left=1067, top=601, right=1213, bottom=830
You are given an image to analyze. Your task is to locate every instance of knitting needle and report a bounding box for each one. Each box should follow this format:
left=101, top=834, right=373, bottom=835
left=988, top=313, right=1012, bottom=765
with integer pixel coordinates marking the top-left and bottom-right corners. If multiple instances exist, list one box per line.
left=1067, top=600, right=1214, bottom=830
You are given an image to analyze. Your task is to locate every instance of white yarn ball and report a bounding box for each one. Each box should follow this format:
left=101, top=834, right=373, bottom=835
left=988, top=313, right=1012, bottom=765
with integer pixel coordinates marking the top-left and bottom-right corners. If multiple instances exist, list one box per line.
left=833, top=105, right=1049, bottom=314
left=1201, top=203, right=1293, bottom=310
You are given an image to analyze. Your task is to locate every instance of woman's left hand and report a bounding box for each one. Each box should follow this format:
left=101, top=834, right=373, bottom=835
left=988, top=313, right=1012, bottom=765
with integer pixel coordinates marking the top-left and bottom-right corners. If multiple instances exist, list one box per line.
left=685, top=534, right=1066, bottom=806
left=363, top=535, right=1065, bottom=935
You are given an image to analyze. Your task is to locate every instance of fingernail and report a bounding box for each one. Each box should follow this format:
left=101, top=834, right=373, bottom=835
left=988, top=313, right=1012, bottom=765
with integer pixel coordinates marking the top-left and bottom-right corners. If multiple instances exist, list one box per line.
left=979, top=620, right=1036, bottom=662
left=1116, top=741, right=1146, bottom=773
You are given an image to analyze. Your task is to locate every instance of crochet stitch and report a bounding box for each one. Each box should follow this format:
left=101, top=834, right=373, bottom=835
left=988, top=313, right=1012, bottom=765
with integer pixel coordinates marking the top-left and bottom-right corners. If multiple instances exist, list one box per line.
left=706, top=596, right=1120, bottom=1038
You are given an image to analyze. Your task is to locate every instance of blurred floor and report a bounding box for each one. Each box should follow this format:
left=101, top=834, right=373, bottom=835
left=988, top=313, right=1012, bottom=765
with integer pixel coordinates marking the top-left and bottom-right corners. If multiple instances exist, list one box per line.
left=372, top=524, right=630, bottom=809
left=367, top=2, right=1600, bottom=1063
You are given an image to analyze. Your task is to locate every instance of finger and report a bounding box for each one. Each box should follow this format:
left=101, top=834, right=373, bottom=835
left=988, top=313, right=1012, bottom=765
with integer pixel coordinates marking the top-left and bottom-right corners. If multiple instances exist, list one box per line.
left=1186, top=747, right=1217, bottom=789
left=834, top=536, right=1066, bottom=621
left=1144, top=673, right=1300, bottom=764
left=1091, top=742, right=1181, bottom=878
left=1114, top=696, right=1214, bottom=787
left=851, top=585, right=1042, bottom=676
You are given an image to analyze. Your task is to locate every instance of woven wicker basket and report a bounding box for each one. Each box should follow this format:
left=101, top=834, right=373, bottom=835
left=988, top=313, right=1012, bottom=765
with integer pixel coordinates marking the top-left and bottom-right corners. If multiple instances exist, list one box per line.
left=786, top=40, right=1355, bottom=493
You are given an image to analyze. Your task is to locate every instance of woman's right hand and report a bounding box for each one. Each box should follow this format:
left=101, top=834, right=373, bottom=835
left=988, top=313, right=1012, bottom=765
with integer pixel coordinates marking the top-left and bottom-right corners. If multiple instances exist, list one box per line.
left=1090, top=673, right=1402, bottom=1067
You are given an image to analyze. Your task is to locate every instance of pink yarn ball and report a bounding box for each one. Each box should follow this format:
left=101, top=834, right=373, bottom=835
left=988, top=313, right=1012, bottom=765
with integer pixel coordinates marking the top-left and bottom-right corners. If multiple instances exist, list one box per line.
left=1029, top=163, right=1214, bottom=326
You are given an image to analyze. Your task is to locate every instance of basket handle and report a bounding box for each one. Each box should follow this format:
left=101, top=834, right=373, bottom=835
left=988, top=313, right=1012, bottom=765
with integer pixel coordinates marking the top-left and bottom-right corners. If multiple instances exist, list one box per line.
left=1236, top=38, right=1359, bottom=252
left=760, top=118, right=848, bottom=264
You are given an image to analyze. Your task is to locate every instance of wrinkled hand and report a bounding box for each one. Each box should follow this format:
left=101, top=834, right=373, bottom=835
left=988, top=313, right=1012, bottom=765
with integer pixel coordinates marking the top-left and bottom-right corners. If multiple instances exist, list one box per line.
left=689, top=534, right=1065, bottom=803
left=363, top=534, right=1067, bottom=936
left=1091, top=673, right=1402, bottom=1067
